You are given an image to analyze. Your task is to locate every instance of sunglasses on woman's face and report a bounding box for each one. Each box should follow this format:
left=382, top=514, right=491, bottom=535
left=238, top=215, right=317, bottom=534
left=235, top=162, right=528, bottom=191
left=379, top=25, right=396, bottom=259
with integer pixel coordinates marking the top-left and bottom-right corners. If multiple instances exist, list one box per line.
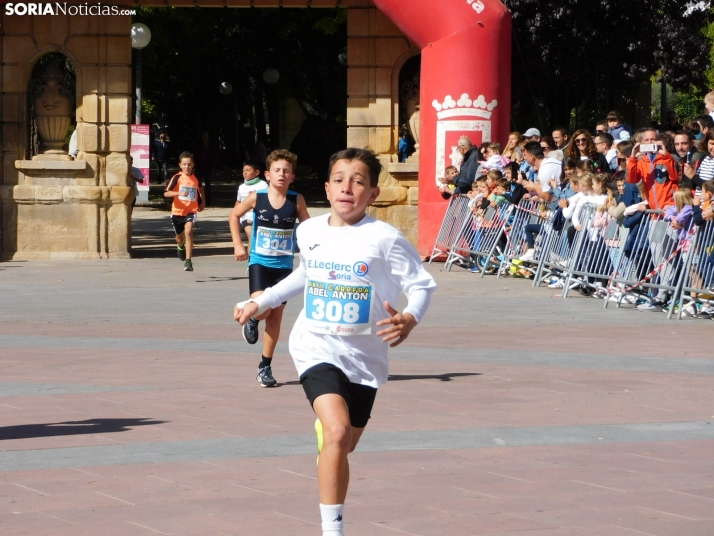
left=575, top=138, right=588, bottom=144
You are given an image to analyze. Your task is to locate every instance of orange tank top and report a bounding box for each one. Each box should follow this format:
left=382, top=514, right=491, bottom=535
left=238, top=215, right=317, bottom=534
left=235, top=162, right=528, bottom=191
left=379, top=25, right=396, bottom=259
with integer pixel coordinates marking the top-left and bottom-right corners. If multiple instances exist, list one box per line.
left=167, top=173, right=200, bottom=216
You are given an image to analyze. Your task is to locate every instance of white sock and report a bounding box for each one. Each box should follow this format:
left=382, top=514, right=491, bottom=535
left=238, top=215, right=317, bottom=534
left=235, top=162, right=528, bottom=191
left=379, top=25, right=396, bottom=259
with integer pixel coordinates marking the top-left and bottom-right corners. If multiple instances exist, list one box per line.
left=320, top=503, right=344, bottom=536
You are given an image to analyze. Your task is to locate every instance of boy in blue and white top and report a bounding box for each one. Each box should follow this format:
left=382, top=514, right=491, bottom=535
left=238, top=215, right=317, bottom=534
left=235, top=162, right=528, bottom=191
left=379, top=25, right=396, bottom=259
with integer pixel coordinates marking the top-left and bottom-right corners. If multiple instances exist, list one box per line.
left=229, top=149, right=310, bottom=387
left=234, top=148, right=437, bottom=536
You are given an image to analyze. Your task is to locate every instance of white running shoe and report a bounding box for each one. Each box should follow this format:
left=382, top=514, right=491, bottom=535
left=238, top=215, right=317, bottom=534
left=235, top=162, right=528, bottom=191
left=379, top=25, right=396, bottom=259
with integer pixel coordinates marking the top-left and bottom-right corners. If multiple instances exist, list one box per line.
left=548, top=278, right=564, bottom=289
left=519, top=249, right=536, bottom=262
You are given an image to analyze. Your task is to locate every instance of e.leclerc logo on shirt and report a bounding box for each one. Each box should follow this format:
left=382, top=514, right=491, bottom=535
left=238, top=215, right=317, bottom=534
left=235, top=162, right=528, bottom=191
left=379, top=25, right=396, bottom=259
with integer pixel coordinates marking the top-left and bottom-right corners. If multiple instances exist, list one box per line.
left=353, top=262, right=369, bottom=277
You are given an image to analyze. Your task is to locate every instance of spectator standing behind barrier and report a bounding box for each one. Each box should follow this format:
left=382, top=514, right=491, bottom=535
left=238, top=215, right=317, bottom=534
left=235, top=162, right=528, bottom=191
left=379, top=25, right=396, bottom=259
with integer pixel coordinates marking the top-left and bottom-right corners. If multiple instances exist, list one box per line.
left=594, top=132, right=618, bottom=171
left=594, top=120, right=608, bottom=136
left=566, top=129, right=609, bottom=172
left=685, top=119, right=702, bottom=140
left=517, top=141, right=562, bottom=203
left=440, top=136, right=480, bottom=194
left=502, top=131, right=523, bottom=159
left=695, top=115, right=714, bottom=138
left=153, top=133, right=170, bottom=184
left=663, top=111, right=683, bottom=133
left=552, top=126, right=570, bottom=150
left=613, top=141, right=635, bottom=182
left=674, top=131, right=703, bottom=184
left=398, top=127, right=409, bottom=163
left=607, top=111, right=632, bottom=142
left=627, top=128, right=677, bottom=210
left=684, top=129, right=714, bottom=187
left=194, top=131, right=220, bottom=206
left=523, top=128, right=541, bottom=142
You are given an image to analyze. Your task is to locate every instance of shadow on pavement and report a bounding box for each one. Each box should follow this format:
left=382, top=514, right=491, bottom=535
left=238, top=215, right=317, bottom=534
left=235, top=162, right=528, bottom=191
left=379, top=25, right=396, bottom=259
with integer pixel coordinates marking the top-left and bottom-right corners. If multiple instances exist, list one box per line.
left=387, top=372, right=482, bottom=382
left=0, top=418, right=167, bottom=441
left=281, top=372, right=482, bottom=387
left=132, top=216, right=235, bottom=259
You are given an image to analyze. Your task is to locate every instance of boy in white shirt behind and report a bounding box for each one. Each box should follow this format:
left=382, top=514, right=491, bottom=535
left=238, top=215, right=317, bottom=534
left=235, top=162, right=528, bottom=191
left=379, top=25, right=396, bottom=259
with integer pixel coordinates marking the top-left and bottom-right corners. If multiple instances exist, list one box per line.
left=236, top=159, right=269, bottom=251
left=234, top=148, right=437, bottom=536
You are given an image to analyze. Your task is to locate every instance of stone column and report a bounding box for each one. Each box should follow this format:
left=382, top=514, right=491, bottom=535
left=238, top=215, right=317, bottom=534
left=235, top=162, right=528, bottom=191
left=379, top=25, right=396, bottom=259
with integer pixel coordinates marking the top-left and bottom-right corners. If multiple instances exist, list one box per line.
left=1, top=12, right=134, bottom=260
left=346, top=4, right=420, bottom=246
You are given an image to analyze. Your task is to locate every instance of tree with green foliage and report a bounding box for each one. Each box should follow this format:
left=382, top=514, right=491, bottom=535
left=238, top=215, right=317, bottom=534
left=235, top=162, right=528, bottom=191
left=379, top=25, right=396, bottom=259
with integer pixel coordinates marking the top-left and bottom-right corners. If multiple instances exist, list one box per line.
left=504, top=0, right=714, bottom=130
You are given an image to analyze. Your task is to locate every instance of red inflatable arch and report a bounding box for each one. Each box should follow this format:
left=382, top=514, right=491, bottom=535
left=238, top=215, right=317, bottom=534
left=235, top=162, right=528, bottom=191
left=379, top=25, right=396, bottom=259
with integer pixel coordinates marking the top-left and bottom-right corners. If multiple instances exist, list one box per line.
left=373, top=0, right=512, bottom=255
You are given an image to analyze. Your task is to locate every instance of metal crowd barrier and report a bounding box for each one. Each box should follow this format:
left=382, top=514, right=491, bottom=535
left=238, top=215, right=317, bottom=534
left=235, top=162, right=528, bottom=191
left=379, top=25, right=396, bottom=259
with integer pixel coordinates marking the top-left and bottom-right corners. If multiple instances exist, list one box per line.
left=444, top=202, right=513, bottom=273
left=533, top=215, right=571, bottom=287
left=672, top=218, right=714, bottom=319
left=496, top=199, right=548, bottom=280
left=429, top=195, right=471, bottom=263
left=561, top=204, right=627, bottom=298
left=430, top=193, right=714, bottom=321
left=604, top=210, right=693, bottom=319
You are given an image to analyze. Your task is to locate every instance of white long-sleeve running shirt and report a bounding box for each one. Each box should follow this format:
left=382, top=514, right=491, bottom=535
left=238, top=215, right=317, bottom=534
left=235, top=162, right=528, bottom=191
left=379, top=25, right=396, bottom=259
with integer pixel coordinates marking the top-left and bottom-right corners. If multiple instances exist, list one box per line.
left=252, top=213, right=437, bottom=388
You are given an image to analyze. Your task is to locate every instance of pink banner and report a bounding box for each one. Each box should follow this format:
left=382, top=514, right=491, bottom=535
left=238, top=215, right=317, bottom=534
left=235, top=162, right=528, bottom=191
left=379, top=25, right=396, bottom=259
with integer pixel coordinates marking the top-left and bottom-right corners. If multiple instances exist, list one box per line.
left=130, top=124, right=151, bottom=189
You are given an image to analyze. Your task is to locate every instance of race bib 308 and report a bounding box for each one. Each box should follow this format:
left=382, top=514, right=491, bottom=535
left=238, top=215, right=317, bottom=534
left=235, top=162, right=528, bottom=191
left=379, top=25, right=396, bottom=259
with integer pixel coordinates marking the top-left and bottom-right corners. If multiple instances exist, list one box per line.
left=304, top=279, right=372, bottom=335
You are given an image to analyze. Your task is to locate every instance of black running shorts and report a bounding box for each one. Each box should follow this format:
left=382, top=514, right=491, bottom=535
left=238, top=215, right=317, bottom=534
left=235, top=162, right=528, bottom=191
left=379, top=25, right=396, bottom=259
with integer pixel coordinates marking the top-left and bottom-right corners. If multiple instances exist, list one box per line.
left=248, top=264, right=292, bottom=296
left=300, top=363, right=377, bottom=428
left=171, top=213, right=197, bottom=236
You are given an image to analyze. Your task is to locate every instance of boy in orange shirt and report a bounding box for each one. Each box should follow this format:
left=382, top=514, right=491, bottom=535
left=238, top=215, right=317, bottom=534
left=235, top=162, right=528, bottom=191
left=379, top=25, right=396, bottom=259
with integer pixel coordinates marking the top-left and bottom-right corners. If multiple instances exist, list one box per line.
left=164, top=151, right=205, bottom=271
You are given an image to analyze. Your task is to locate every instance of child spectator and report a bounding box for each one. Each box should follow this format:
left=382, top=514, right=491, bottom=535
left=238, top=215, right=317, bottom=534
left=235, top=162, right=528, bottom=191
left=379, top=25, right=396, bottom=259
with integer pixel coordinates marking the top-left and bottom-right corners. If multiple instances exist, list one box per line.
left=689, top=181, right=714, bottom=317
left=164, top=151, right=205, bottom=272
left=606, top=110, right=633, bottom=142
left=693, top=180, right=714, bottom=224
left=438, top=165, right=460, bottom=198
left=665, top=189, right=694, bottom=242
left=489, top=178, right=509, bottom=207
left=468, top=177, right=487, bottom=202
left=479, top=142, right=510, bottom=174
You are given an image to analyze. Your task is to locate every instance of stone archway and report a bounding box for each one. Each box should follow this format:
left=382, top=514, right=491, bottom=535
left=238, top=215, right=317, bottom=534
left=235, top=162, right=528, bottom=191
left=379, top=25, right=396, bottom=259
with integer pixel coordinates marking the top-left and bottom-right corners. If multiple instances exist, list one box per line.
left=0, top=0, right=510, bottom=259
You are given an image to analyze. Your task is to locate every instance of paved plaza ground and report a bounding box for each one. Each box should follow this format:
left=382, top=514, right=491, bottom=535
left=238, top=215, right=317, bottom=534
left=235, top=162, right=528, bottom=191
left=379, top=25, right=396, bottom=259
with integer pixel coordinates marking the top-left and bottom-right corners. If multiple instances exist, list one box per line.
left=1, top=207, right=713, bottom=535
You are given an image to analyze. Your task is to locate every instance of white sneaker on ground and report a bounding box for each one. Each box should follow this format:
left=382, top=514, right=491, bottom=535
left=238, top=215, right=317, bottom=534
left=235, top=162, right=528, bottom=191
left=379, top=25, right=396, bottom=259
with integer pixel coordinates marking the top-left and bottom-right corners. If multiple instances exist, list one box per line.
left=519, top=249, right=536, bottom=262
left=637, top=299, right=665, bottom=312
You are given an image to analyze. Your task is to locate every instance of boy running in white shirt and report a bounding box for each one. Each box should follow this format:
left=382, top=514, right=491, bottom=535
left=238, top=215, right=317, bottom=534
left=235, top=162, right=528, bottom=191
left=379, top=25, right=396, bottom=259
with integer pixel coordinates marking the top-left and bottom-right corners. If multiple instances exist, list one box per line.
left=236, top=159, right=269, bottom=252
left=234, top=148, right=437, bottom=536
left=229, top=150, right=310, bottom=387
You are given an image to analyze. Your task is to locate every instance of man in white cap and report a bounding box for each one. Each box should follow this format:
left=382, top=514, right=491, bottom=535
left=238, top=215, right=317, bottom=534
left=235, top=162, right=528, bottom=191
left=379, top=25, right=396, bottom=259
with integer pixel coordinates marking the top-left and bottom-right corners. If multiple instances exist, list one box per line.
left=524, top=128, right=541, bottom=142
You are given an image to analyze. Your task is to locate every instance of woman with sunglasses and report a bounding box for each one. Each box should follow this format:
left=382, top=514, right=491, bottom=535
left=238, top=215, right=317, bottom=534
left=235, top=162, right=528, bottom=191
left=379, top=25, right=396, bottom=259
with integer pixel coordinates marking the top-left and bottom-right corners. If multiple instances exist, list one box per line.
left=565, top=129, right=608, bottom=173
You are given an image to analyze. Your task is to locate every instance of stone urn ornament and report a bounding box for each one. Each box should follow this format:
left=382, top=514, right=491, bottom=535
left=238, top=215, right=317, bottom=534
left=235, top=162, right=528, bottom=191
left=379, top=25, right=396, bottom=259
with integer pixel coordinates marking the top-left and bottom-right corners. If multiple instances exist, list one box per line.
left=30, top=59, right=75, bottom=158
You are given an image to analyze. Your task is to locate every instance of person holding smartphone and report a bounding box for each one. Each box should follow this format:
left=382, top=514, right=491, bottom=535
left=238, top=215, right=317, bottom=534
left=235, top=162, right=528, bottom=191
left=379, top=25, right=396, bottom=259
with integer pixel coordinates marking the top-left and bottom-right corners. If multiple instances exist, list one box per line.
left=627, top=128, right=677, bottom=211
left=683, top=130, right=714, bottom=188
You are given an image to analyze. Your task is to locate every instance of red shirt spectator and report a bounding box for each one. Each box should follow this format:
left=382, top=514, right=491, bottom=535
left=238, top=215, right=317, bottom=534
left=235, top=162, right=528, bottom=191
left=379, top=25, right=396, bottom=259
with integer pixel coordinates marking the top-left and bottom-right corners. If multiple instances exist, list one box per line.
left=627, top=129, right=678, bottom=210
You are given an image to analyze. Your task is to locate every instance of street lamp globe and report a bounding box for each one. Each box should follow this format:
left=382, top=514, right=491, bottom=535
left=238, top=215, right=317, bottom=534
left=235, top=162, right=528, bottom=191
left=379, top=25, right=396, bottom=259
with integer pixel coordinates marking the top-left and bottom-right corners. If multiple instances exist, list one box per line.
left=219, top=82, right=232, bottom=95
left=131, top=23, right=152, bottom=49
left=263, top=68, right=280, bottom=85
